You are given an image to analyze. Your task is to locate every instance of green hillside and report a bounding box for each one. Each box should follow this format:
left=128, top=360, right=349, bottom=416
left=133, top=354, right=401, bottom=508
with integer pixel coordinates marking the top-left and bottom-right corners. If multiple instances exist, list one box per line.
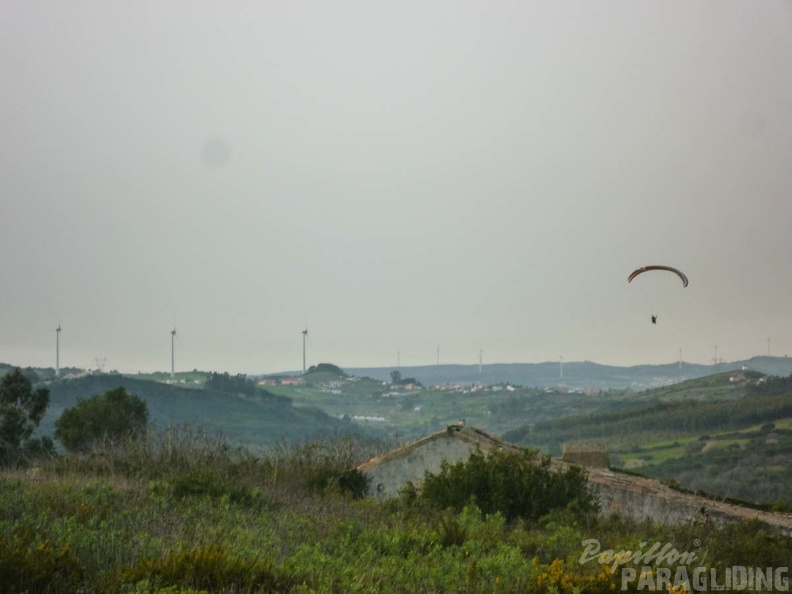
left=269, top=375, right=647, bottom=442
left=621, top=420, right=792, bottom=506
left=503, top=370, right=766, bottom=449
left=271, top=366, right=782, bottom=443
left=39, top=374, right=353, bottom=447
left=504, top=371, right=792, bottom=506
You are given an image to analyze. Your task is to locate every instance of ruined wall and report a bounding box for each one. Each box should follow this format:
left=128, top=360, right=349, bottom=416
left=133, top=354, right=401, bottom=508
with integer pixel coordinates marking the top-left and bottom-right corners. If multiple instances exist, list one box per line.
left=586, top=469, right=792, bottom=538
left=362, top=437, right=486, bottom=497
left=562, top=451, right=610, bottom=468
left=594, top=481, right=714, bottom=527
left=562, top=443, right=610, bottom=468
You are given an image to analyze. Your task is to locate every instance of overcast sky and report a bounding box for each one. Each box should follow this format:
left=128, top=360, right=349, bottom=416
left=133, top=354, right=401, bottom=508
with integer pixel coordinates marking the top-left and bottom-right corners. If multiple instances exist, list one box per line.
left=2, top=1, right=792, bottom=375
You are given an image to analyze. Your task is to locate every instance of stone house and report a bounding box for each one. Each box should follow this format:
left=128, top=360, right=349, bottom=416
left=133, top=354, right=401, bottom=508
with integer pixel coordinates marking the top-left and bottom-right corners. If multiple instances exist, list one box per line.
left=354, top=424, right=792, bottom=536
left=355, top=423, right=522, bottom=497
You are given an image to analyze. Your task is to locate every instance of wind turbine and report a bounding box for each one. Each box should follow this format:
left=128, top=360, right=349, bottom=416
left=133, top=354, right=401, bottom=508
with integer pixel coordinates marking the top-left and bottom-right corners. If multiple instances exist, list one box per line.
left=302, top=328, right=309, bottom=374
left=170, top=327, right=177, bottom=380
left=55, top=324, right=61, bottom=378
left=478, top=347, right=484, bottom=375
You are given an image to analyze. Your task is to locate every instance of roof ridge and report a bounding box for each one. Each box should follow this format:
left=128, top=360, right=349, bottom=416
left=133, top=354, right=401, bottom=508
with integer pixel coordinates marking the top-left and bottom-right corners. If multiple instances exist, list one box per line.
left=354, top=424, right=519, bottom=470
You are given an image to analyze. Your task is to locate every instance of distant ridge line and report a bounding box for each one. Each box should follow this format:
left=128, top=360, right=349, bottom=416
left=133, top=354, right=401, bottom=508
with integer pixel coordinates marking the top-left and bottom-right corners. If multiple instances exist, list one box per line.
left=334, top=356, right=792, bottom=390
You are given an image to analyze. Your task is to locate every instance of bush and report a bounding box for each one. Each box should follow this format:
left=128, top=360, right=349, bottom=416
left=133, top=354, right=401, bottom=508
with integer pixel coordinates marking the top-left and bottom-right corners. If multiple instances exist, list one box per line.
left=55, top=388, right=148, bottom=452
left=702, top=520, right=792, bottom=567
left=0, top=368, right=50, bottom=465
left=336, top=468, right=370, bottom=499
left=684, top=440, right=705, bottom=455
left=150, top=468, right=266, bottom=509
left=119, top=544, right=299, bottom=593
left=0, top=526, right=84, bottom=593
left=260, top=436, right=378, bottom=497
left=417, top=448, right=596, bottom=522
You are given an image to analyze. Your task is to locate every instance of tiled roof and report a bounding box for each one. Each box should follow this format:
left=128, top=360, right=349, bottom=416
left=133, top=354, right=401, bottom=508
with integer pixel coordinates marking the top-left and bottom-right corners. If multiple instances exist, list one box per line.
left=354, top=424, right=522, bottom=471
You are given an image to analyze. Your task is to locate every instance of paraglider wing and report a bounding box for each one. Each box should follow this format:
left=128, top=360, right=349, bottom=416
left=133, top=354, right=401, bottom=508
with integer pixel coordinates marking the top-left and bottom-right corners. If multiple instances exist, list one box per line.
left=628, top=265, right=689, bottom=287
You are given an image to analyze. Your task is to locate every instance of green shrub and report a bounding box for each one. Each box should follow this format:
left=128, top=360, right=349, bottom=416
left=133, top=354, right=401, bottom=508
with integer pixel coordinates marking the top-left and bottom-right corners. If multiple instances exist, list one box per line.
left=261, top=437, right=375, bottom=497
left=0, top=526, right=84, bottom=593
left=703, top=520, right=792, bottom=567
left=150, top=468, right=266, bottom=508
left=0, top=368, right=50, bottom=465
left=772, top=498, right=792, bottom=513
left=301, top=465, right=371, bottom=498
left=684, top=440, right=705, bottom=455
left=417, top=448, right=596, bottom=522
left=336, top=468, right=370, bottom=499
left=55, top=387, right=148, bottom=453
left=169, top=469, right=236, bottom=499
left=120, top=544, right=298, bottom=593
left=125, top=583, right=209, bottom=594
left=437, top=510, right=467, bottom=547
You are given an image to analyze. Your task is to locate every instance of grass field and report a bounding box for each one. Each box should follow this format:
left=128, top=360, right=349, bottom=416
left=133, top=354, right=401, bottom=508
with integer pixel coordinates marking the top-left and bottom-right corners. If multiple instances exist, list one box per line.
left=615, top=417, right=792, bottom=471
left=2, top=429, right=791, bottom=593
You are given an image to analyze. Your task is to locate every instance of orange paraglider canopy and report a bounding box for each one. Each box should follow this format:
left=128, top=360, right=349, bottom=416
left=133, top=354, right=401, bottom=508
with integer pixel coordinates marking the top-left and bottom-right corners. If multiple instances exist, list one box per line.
left=628, top=265, right=688, bottom=287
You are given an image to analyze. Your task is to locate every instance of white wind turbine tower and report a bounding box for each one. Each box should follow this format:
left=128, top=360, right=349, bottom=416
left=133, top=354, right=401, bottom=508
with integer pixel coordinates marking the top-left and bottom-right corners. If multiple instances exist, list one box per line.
left=478, top=348, right=484, bottom=375
left=55, top=324, right=61, bottom=377
left=171, top=327, right=177, bottom=381
left=302, top=328, right=309, bottom=374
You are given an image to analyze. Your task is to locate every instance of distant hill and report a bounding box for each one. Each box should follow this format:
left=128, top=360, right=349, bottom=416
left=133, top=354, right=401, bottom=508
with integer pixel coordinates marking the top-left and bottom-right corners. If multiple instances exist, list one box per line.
left=502, top=370, right=792, bottom=505
left=502, top=370, right=786, bottom=448
left=36, top=374, right=353, bottom=447
left=7, top=355, right=791, bottom=393
left=344, top=356, right=792, bottom=389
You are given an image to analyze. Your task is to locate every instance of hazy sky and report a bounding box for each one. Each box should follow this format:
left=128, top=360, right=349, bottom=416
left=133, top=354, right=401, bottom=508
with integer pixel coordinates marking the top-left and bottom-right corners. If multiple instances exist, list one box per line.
left=2, top=1, right=792, bottom=374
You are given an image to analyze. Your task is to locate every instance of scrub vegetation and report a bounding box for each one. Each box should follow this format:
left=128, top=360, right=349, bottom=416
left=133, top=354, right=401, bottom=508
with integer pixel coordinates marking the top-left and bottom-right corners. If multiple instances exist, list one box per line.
left=1, top=427, right=791, bottom=593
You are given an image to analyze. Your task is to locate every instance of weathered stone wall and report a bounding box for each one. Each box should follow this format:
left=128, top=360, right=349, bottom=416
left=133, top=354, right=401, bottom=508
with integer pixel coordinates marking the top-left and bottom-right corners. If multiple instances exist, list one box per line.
left=586, top=468, right=792, bottom=537
left=562, top=451, right=610, bottom=468
left=561, top=443, right=610, bottom=468
left=594, top=481, right=714, bottom=527
left=362, top=437, right=483, bottom=497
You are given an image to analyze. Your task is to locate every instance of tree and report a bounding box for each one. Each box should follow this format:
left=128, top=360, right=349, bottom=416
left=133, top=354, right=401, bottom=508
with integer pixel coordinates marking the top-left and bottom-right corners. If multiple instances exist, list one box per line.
left=55, top=387, right=149, bottom=452
left=417, top=449, right=596, bottom=522
left=204, top=371, right=258, bottom=396
left=306, top=363, right=345, bottom=377
left=0, top=368, right=50, bottom=462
